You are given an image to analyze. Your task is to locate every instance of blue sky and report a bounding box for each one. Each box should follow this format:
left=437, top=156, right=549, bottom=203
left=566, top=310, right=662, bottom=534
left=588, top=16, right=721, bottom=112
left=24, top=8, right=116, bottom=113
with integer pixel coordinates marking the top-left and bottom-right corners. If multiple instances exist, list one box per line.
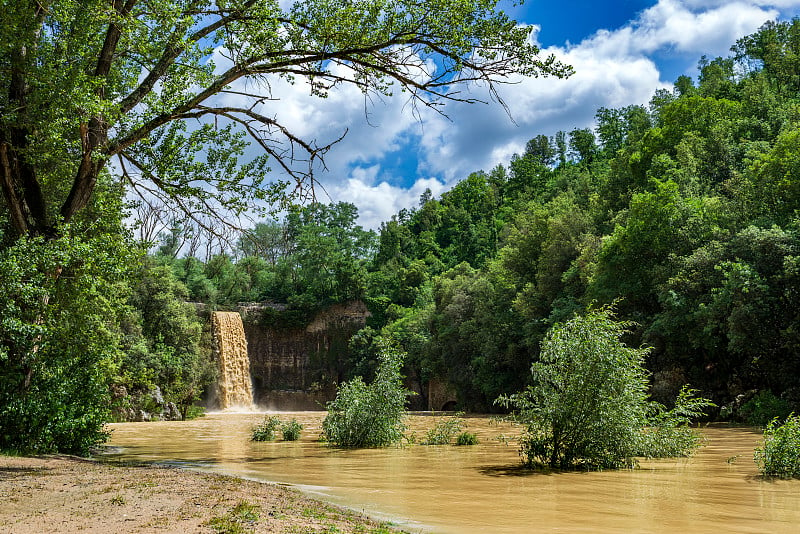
left=225, top=0, right=800, bottom=229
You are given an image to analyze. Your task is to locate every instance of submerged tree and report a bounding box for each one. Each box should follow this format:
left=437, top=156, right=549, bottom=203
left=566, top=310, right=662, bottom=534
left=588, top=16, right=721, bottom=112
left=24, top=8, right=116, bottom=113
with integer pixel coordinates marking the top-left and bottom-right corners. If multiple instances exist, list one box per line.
left=322, top=342, right=410, bottom=447
left=498, top=308, right=712, bottom=470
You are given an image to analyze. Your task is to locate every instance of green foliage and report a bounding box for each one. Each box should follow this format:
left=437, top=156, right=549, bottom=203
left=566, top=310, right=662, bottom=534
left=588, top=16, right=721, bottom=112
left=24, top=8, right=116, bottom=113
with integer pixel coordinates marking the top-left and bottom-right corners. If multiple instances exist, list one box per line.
left=423, top=413, right=465, bottom=445
left=0, top=226, right=134, bottom=455
left=252, top=415, right=282, bottom=442
left=118, top=256, right=215, bottom=420
left=498, top=309, right=712, bottom=470
left=740, top=391, right=792, bottom=427
left=755, top=415, right=800, bottom=478
left=498, top=308, right=651, bottom=469
left=281, top=419, right=303, bottom=441
left=635, top=387, right=715, bottom=458
left=367, top=19, right=800, bottom=417
left=322, top=345, right=410, bottom=448
left=456, top=431, right=479, bottom=446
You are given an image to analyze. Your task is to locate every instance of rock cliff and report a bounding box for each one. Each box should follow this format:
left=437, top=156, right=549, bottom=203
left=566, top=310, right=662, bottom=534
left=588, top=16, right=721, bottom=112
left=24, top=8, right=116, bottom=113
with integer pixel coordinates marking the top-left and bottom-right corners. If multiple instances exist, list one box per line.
left=240, top=301, right=370, bottom=409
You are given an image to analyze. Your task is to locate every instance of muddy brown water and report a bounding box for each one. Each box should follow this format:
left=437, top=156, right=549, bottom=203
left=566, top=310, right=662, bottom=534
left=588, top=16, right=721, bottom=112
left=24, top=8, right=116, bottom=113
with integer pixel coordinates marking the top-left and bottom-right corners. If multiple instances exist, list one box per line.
left=104, top=412, right=800, bottom=533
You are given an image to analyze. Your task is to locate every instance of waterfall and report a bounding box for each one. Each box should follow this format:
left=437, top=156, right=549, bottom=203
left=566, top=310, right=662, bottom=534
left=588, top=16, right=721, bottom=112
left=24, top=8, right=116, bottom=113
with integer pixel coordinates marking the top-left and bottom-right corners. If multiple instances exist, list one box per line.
left=211, top=311, right=254, bottom=409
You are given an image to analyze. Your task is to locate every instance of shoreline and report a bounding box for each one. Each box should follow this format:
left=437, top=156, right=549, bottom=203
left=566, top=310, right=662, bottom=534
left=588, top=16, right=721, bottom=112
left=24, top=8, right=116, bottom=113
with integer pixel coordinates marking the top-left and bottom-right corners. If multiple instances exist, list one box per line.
left=0, top=454, right=406, bottom=533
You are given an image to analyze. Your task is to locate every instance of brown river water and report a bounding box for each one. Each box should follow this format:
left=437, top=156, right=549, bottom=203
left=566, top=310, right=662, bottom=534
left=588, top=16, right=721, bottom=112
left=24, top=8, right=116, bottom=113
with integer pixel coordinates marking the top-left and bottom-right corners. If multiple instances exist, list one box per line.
left=104, top=412, right=800, bottom=533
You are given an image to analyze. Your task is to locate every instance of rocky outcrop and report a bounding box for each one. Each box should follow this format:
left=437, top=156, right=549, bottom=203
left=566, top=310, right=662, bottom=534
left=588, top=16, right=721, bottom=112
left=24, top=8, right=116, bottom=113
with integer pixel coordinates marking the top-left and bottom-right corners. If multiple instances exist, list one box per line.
left=239, top=301, right=370, bottom=408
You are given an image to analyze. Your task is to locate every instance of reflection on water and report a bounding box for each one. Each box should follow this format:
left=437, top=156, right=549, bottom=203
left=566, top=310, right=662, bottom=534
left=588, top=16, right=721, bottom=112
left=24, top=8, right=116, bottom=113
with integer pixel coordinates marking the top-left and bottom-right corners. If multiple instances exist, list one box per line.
left=104, top=413, right=800, bottom=533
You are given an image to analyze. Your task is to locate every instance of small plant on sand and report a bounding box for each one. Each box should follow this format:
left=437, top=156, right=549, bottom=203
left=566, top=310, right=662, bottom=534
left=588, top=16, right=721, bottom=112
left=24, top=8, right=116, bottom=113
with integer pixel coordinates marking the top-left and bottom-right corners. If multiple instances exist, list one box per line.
left=251, top=415, right=281, bottom=441
left=423, top=413, right=465, bottom=445
left=755, top=414, right=800, bottom=478
left=207, top=500, right=261, bottom=534
left=456, top=431, right=479, bottom=446
left=281, top=419, right=303, bottom=441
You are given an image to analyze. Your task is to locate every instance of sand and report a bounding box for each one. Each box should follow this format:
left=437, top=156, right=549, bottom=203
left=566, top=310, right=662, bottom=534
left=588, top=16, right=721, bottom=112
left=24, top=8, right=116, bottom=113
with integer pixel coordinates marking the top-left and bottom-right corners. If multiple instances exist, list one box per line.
left=0, top=455, right=403, bottom=533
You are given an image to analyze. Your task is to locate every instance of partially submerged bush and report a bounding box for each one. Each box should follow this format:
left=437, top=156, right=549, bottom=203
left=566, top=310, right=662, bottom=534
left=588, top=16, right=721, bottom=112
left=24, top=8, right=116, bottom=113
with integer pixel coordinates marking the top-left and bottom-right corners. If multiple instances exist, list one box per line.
left=755, top=414, right=800, bottom=478
left=322, top=344, right=411, bottom=447
left=498, top=308, right=712, bottom=470
left=456, top=431, right=479, bottom=446
left=251, top=415, right=281, bottom=441
left=635, top=386, right=714, bottom=458
left=423, top=413, right=465, bottom=445
left=281, top=419, right=303, bottom=441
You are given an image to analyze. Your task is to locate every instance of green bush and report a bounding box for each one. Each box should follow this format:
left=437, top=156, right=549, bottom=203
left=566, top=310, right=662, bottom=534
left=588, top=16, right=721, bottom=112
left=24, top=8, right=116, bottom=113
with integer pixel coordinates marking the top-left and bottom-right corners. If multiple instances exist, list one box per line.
left=281, top=419, right=303, bottom=441
left=322, top=344, right=410, bottom=447
left=456, top=431, right=479, bottom=446
left=740, top=390, right=791, bottom=427
left=498, top=308, right=712, bottom=470
left=251, top=415, right=281, bottom=441
left=635, top=386, right=714, bottom=458
left=423, top=413, right=465, bottom=445
left=755, top=414, right=800, bottom=478
left=0, top=230, right=133, bottom=455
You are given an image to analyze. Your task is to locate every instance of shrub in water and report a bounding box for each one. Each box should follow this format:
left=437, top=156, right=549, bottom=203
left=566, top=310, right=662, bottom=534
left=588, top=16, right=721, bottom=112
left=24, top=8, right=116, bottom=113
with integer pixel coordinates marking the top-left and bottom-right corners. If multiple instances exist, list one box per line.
left=322, top=344, right=410, bottom=448
left=755, top=414, right=800, bottom=478
left=456, top=431, right=479, bottom=446
left=281, top=419, right=303, bottom=441
left=423, top=413, right=465, bottom=445
left=251, top=415, right=281, bottom=441
left=498, top=308, right=712, bottom=470
left=635, top=386, right=714, bottom=458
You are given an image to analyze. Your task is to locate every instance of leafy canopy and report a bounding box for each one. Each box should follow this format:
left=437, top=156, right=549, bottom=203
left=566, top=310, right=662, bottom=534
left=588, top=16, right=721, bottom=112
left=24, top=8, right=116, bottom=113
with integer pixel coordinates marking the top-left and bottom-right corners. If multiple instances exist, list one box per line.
left=322, top=341, right=410, bottom=447
left=1, top=0, right=571, bottom=238
left=755, top=414, right=800, bottom=478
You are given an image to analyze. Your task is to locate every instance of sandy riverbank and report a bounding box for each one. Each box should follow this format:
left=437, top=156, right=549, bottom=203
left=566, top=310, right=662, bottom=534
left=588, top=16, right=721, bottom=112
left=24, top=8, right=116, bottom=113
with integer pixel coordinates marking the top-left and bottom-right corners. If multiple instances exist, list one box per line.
left=0, top=455, right=404, bottom=533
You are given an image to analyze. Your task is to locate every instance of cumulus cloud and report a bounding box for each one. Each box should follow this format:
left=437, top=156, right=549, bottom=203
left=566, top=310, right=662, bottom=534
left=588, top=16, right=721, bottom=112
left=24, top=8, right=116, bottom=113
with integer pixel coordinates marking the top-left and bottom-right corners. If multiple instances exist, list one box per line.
left=324, top=175, right=447, bottom=230
left=625, top=0, right=779, bottom=55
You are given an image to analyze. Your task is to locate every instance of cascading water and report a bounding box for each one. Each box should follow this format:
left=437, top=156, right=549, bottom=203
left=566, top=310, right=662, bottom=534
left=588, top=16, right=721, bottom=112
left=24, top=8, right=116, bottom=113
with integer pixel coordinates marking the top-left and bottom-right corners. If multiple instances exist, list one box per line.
left=211, top=311, right=254, bottom=409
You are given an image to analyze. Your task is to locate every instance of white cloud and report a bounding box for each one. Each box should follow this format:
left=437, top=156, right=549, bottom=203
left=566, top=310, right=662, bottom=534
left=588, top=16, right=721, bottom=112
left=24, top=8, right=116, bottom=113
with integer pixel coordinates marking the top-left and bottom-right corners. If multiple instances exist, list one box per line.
left=408, top=0, right=786, bottom=181
left=325, top=175, right=447, bottom=230
left=628, top=0, right=779, bottom=56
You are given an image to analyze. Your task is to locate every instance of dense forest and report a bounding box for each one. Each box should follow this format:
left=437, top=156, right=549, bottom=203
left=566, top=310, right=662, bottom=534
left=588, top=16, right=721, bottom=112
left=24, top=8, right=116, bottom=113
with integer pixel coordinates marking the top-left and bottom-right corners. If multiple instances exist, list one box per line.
left=3, top=14, right=800, bottom=452
left=138, top=20, right=800, bottom=416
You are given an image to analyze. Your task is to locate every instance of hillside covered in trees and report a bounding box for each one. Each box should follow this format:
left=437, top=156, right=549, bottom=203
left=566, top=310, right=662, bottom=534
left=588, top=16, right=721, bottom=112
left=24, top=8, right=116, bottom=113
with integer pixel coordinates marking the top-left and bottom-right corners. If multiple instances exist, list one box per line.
left=3, top=15, right=800, bottom=452
left=148, top=20, right=800, bottom=415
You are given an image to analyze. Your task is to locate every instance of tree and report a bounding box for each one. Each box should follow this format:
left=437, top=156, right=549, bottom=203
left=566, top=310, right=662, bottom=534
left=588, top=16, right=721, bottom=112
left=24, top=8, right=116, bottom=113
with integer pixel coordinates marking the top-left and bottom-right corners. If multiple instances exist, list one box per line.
left=568, top=128, right=597, bottom=164
left=732, top=18, right=800, bottom=96
left=498, top=308, right=711, bottom=470
left=0, top=226, right=135, bottom=454
left=525, top=135, right=555, bottom=166
left=122, top=257, right=215, bottom=419
left=498, top=308, right=650, bottom=469
left=1, top=0, right=571, bottom=239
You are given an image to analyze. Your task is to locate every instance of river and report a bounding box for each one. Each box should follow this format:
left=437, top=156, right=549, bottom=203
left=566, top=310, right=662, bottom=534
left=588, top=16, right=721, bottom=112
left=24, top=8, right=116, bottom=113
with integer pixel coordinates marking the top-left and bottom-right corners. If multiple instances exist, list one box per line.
left=103, top=412, right=800, bottom=533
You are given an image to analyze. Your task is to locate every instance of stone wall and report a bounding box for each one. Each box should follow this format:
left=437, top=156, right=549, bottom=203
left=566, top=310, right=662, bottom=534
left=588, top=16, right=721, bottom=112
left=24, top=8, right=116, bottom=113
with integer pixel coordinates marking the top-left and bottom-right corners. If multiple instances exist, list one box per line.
left=239, top=301, right=370, bottom=408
